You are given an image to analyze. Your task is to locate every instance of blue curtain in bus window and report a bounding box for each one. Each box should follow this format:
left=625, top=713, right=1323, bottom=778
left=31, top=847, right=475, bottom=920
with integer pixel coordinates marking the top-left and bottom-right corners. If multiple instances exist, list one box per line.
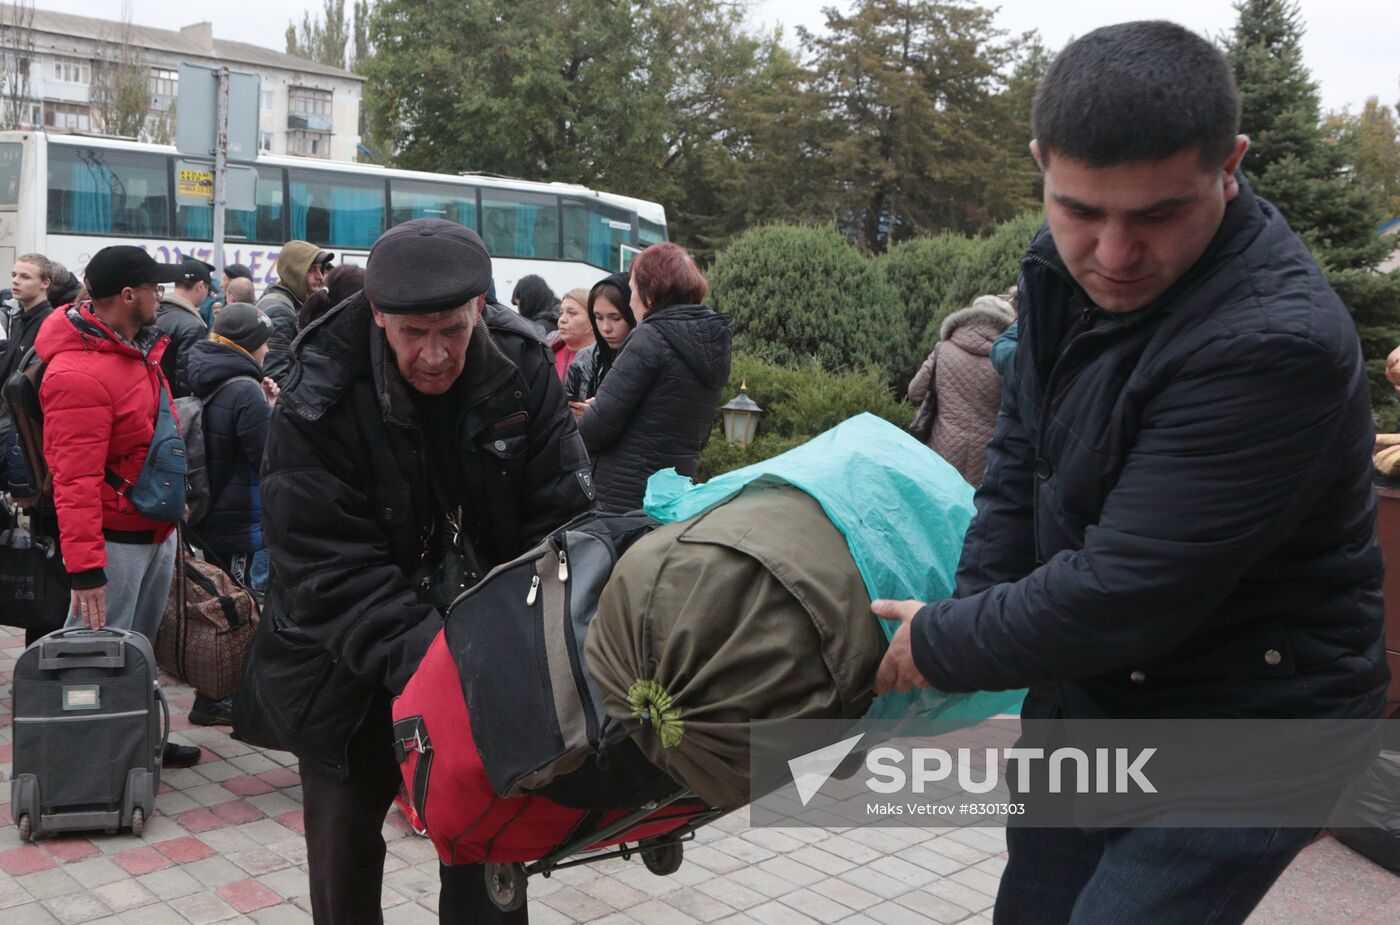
left=182, top=205, right=213, bottom=240
left=514, top=204, right=538, bottom=257
left=291, top=180, right=311, bottom=241
left=329, top=184, right=382, bottom=247
left=589, top=211, right=613, bottom=269
left=58, top=154, right=114, bottom=233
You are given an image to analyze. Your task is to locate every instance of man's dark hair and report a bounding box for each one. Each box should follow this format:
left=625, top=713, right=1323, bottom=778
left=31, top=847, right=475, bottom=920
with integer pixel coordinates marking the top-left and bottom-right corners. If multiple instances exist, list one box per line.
left=1032, top=21, right=1241, bottom=167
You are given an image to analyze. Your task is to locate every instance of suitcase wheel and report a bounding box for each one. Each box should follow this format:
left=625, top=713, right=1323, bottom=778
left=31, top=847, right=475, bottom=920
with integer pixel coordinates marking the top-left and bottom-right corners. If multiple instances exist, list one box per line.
left=485, top=862, right=527, bottom=912
left=17, top=813, right=32, bottom=842
left=641, top=841, right=683, bottom=876
left=130, top=808, right=144, bottom=838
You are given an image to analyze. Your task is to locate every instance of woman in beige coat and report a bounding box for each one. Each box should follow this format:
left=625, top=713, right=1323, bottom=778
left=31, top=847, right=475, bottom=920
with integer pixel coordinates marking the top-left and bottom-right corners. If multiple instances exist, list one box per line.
left=908, top=295, right=1016, bottom=486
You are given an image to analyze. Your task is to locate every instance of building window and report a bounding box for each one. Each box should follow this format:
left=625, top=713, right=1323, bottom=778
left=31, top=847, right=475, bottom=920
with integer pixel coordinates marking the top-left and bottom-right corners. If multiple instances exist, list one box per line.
left=43, top=100, right=92, bottom=133
left=289, top=86, right=332, bottom=116
left=260, top=131, right=273, bottom=152
left=287, top=86, right=333, bottom=133
left=51, top=57, right=90, bottom=85
left=261, top=90, right=275, bottom=112
left=150, top=67, right=177, bottom=98
left=288, top=130, right=331, bottom=158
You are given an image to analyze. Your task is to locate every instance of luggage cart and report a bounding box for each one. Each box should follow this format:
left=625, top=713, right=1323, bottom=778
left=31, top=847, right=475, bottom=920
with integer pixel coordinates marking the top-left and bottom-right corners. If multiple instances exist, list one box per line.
left=483, top=790, right=729, bottom=912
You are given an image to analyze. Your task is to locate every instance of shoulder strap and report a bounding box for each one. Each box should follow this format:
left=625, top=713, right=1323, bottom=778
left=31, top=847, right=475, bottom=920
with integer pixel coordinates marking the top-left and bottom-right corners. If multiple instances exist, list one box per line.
left=203, top=375, right=262, bottom=406
left=104, top=378, right=174, bottom=497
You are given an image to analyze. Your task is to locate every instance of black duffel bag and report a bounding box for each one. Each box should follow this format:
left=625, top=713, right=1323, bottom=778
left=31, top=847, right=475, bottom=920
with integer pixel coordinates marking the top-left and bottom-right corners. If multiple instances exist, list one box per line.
left=1329, top=753, right=1400, bottom=871
left=0, top=522, right=70, bottom=633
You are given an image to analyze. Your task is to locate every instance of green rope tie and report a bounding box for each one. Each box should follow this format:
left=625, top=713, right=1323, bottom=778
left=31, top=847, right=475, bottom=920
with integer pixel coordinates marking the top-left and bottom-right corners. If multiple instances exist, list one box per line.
left=627, top=679, right=684, bottom=749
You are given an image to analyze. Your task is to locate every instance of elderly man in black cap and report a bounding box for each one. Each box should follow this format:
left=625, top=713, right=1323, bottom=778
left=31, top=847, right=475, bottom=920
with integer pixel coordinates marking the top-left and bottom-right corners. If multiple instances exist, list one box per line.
left=244, top=219, right=593, bottom=924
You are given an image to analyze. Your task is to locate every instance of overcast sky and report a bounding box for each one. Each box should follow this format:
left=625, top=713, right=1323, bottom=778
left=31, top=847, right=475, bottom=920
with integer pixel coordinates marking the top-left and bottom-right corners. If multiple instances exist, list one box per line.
left=30, top=0, right=1400, bottom=115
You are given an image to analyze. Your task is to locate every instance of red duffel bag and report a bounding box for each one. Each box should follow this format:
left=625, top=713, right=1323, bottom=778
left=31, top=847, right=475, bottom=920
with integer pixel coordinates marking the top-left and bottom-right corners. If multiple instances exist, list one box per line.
left=392, top=632, right=706, bottom=865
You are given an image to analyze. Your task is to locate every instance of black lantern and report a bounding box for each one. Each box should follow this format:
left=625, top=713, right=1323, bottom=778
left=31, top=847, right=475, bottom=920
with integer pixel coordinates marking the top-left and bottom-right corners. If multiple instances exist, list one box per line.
left=720, top=381, right=764, bottom=446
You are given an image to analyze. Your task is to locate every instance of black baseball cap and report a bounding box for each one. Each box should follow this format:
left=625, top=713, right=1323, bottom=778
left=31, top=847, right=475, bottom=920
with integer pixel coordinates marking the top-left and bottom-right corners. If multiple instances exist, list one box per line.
left=84, top=246, right=184, bottom=300
left=312, top=250, right=336, bottom=268
left=365, top=219, right=491, bottom=314
left=177, top=258, right=215, bottom=288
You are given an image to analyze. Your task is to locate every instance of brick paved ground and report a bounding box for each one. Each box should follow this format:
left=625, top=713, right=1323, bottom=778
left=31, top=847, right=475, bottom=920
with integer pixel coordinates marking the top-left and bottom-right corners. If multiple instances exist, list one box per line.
left=1, top=624, right=1395, bottom=924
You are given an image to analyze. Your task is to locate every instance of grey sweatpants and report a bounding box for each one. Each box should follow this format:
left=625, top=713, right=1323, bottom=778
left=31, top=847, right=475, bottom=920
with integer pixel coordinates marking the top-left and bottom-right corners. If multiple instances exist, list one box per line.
left=65, top=532, right=178, bottom=645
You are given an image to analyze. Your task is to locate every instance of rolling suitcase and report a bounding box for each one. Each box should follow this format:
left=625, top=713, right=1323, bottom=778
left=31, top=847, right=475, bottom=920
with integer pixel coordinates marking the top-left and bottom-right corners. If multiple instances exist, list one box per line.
left=10, top=627, right=169, bottom=840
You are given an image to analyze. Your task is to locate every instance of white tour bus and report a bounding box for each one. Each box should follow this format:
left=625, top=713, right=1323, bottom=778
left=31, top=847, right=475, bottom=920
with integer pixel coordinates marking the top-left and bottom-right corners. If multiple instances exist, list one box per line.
left=0, top=130, right=668, bottom=299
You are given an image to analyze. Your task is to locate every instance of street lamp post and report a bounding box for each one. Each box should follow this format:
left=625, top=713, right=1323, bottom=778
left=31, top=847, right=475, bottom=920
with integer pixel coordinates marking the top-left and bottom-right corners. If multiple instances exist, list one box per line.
left=720, top=381, right=764, bottom=447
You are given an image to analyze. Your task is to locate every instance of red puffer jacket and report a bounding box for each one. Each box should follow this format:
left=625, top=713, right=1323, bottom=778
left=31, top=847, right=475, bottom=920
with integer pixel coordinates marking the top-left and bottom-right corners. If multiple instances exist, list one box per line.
left=35, top=304, right=179, bottom=589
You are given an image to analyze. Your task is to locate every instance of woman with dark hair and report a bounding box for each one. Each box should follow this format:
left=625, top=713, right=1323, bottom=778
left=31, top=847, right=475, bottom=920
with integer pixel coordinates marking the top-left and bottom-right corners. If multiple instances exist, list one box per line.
left=578, top=244, right=732, bottom=512
left=511, top=273, right=561, bottom=340
left=298, top=264, right=366, bottom=329
left=565, top=272, right=636, bottom=415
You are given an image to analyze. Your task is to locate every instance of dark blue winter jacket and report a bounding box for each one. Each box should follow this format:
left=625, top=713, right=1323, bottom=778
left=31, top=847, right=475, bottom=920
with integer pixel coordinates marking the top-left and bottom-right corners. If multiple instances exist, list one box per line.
left=911, top=178, right=1389, bottom=723
left=185, top=339, right=270, bottom=560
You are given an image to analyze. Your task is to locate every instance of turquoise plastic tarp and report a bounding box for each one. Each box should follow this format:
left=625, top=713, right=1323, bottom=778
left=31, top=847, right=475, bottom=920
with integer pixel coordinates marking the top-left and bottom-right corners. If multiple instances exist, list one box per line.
left=644, top=413, right=1025, bottom=724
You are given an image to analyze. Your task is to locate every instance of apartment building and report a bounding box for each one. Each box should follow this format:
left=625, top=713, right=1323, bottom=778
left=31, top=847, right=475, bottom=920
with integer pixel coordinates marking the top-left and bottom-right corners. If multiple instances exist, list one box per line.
left=0, top=5, right=363, bottom=161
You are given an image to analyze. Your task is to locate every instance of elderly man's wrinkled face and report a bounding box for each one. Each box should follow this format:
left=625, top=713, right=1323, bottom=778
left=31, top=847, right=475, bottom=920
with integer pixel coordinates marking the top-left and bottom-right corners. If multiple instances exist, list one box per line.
left=372, top=298, right=479, bottom=395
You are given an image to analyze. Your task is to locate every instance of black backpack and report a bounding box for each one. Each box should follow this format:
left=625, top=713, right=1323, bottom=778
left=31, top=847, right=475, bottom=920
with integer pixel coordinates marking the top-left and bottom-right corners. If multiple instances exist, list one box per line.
left=174, top=376, right=260, bottom=525
left=2, top=348, right=51, bottom=498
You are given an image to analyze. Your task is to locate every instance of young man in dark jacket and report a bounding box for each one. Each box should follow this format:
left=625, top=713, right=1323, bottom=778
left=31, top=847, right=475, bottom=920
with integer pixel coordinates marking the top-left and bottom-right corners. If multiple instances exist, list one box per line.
left=247, top=219, right=593, bottom=924
left=873, top=22, right=1388, bottom=924
left=257, top=242, right=331, bottom=386
left=1, top=253, right=54, bottom=481
left=156, top=258, right=213, bottom=398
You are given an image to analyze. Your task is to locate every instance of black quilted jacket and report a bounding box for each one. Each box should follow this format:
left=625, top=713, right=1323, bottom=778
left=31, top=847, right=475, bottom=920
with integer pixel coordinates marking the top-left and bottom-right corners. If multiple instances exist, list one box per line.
left=911, top=179, right=1388, bottom=724
left=579, top=304, right=732, bottom=512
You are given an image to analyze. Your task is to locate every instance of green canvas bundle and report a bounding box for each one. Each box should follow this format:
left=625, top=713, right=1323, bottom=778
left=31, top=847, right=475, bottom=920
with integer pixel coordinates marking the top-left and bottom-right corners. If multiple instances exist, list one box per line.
left=585, top=484, right=882, bottom=807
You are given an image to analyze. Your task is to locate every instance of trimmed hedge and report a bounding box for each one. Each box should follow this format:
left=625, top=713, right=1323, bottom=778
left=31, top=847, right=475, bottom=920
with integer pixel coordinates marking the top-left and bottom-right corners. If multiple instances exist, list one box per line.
left=695, top=354, right=913, bottom=480
left=708, top=225, right=908, bottom=381
left=879, top=211, right=1043, bottom=386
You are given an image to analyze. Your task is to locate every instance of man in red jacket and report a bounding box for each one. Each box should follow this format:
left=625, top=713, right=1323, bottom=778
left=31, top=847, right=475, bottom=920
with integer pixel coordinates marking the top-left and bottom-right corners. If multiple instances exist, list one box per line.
left=35, top=245, right=203, bottom=768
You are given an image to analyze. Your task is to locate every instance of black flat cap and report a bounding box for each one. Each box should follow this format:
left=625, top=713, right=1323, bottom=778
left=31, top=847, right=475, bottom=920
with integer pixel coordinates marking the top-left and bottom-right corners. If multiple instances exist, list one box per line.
left=365, top=219, right=492, bottom=314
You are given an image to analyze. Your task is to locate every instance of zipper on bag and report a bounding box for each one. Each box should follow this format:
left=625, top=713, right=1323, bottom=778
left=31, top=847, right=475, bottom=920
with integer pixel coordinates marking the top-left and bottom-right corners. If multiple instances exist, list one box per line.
left=525, top=574, right=540, bottom=605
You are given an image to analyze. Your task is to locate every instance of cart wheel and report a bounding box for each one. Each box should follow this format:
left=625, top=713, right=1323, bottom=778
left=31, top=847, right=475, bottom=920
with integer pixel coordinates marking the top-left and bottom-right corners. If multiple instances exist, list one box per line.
left=485, top=863, right=527, bottom=912
left=17, top=813, right=31, bottom=842
left=641, top=841, right=683, bottom=876
left=130, top=808, right=144, bottom=838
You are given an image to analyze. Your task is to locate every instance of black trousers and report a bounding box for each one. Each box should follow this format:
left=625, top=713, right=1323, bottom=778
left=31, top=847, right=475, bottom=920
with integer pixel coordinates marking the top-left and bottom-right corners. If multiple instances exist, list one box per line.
left=301, top=698, right=529, bottom=925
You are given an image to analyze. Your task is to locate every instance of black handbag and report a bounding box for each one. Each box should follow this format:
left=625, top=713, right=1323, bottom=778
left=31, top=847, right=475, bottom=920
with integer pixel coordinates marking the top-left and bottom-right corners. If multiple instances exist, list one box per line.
left=0, top=523, right=70, bottom=632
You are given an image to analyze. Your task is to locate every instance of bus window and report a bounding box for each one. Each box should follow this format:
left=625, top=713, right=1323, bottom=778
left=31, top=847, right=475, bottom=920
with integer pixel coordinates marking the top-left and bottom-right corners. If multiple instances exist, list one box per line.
left=289, top=169, right=385, bottom=248
left=178, top=165, right=285, bottom=244
left=0, top=142, right=21, bottom=207
left=390, top=180, right=477, bottom=230
left=481, top=190, right=559, bottom=260
left=639, top=217, right=667, bottom=248
left=47, top=145, right=171, bottom=237
left=562, top=200, right=634, bottom=269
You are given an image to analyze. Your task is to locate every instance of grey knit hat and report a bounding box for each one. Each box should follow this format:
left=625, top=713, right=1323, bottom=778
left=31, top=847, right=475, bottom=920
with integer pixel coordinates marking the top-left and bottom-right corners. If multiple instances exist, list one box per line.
left=212, top=302, right=274, bottom=352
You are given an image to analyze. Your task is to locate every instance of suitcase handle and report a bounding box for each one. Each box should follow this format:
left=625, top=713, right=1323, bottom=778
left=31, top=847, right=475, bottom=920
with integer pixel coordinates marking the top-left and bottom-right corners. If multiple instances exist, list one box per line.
left=36, top=634, right=127, bottom=670
left=156, top=683, right=171, bottom=753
